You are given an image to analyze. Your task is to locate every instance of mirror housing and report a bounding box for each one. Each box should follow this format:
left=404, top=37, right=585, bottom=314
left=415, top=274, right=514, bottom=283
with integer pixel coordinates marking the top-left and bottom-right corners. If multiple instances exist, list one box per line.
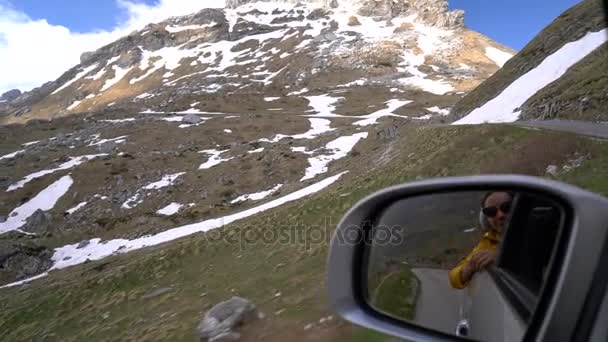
left=327, top=175, right=608, bottom=342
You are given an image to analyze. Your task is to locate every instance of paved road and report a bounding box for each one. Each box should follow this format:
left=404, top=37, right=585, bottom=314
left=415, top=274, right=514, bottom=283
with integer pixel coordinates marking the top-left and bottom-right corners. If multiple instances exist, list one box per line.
left=411, top=268, right=462, bottom=335
left=427, top=120, right=608, bottom=140
left=514, top=120, right=608, bottom=139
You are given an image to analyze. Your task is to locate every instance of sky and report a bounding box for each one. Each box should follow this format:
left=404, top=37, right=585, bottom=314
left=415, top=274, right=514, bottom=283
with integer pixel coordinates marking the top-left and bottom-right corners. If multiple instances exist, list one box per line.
left=449, top=0, right=582, bottom=50
left=0, top=0, right=587, bottom=94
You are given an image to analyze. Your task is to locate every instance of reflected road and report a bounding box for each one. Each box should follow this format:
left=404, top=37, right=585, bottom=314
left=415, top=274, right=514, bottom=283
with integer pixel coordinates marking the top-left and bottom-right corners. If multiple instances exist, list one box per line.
left=412, top=268, right=462, bottom=334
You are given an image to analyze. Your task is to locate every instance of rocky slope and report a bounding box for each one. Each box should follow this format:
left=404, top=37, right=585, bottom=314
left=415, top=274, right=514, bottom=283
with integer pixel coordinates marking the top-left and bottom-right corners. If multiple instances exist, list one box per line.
left=0, top=0, right=513, bottom=125
left=452, top=0, right=608, bottom=123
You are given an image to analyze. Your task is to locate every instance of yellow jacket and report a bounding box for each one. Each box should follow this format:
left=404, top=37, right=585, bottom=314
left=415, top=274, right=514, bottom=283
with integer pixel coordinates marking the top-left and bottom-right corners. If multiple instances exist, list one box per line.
left=448, top=229, right=501, bottom=289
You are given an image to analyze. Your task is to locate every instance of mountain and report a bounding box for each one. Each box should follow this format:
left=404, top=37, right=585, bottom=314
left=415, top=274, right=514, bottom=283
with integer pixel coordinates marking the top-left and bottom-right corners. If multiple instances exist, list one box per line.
left=0, top=0, right=514, bottom=124
left=5, top=1, right=608, bottom=341
left=452, top=0, right=608, bottom=124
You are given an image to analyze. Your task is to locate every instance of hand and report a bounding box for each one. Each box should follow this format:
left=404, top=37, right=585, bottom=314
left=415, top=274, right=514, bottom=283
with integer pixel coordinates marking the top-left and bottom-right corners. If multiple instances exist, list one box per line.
left=469, top=250, right=497, bottom=271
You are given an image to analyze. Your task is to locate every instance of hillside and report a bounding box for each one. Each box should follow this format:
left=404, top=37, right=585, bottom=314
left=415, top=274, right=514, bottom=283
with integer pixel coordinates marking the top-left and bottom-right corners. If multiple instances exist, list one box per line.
left=1, top=122, right=608, bottom=341
left=451, top=0, right=608, bottom=123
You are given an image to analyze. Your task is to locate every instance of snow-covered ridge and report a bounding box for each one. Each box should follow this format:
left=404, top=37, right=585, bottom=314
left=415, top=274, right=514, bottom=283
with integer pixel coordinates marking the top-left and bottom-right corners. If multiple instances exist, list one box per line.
left=20, top=0, right=504, bottom=119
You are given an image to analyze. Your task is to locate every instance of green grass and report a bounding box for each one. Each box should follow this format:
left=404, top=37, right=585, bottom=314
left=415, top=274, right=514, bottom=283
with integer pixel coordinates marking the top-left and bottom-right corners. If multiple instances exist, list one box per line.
left=1, top=124, right=607, bottom=341
left=520, top=43, right=608, bottom=121
left=371, top=269, right=418, bottom=321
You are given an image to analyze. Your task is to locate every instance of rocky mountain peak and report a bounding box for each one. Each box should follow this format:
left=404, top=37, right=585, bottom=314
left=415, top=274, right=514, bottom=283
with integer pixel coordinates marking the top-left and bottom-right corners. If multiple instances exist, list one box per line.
left=226, top=0, right=464, bottom=28
left=1, top=0, right=509, bottom=124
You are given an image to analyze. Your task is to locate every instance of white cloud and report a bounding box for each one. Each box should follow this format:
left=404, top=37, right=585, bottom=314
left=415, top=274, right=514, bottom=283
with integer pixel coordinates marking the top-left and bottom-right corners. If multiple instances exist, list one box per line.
left=0, top=0, right=225, bottom=94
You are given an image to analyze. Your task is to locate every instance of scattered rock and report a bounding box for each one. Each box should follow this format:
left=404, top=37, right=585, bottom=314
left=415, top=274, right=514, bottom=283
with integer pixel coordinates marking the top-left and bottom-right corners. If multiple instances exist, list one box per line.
left=545, top=165, right=559, bottom=177
left=20, top=209, right=53, bottom=234
left=306, top=8, right=327, bottom=21
left=197, top=297, right=261, bottom=342
left=76, top=240, right=90, bottom=249
left=97, top=141, right=118, bottom=153
left=0, top=239, right=53, bottom=285
left=141, top=287, right=173, bottom=299
left=393, top=22, right=414, bottom=33
left=183, top=114, right=202, bottom=124
left=348, top=16, right=361, bottom=26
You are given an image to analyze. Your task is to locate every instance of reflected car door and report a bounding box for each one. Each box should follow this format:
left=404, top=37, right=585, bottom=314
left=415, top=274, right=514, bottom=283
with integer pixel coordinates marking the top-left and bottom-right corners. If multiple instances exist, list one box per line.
left=466, top=271, right=527, bottom=341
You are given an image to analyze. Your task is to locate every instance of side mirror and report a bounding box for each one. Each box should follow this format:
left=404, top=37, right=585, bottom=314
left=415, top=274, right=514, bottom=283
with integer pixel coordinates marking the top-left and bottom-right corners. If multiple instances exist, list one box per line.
left=327, top=175, right=608, bottom=342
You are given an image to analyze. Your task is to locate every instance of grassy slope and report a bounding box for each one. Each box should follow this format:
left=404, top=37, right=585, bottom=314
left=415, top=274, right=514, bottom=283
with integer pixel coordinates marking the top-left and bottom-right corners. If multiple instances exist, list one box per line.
left=519, top=42, right=608, bottom=121
left=1, top=124, right=608, bottom=341
left=371, top=269, right=418, bottom=321
left=450, top=0, right=607, bottom=121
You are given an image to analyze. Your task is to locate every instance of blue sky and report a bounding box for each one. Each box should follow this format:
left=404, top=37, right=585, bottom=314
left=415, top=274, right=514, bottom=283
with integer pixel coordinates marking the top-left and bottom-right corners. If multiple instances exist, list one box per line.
left=449, top=0, right=581, bottom=50
left=9, top=0, right=157, bottom=33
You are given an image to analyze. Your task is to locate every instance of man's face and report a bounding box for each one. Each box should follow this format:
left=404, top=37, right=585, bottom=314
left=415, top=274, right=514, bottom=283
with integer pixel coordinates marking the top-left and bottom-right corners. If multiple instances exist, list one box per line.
left=484, top=192, right=513, bottom=232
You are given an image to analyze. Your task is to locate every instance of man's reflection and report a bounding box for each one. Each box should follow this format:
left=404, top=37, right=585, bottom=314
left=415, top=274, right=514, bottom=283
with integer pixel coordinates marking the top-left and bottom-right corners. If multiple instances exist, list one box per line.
left=449, top=192, right=514, bottom=289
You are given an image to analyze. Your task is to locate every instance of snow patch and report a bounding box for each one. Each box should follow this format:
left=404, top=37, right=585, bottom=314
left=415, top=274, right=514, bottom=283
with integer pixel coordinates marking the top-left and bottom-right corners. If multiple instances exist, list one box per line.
left=199, top=149, right=233, bottom=169
left=67, top=100, right=82, bottom=111
left=22, top=141, right=40, bottom=147
left=88, top=135, right=128, bottom=146
left=0, top=150, right=25, bottom=161
left=485, top=47, right=514, bottom=68
left=8, top=154, right=106, bottom=191
left=300, top=133, right=368, bottom=181
left=426, top=106, right=450, bottom=115
left=398, top=76, right=454, bottom=95
left=122, top=173, right=186, bottom=209
left=230, top=184, right=283, bottom=204
left=260, top=118, right=334, bottom=143
left=100, top=118, right=136, bottom=123
left=100, top=65, right=133, bottom=91
left=66, top=202, right=87, bottom=215
left=157, top=202, right=185, bottom=216
left=353, top=99, right=412, bottom=126
left=248, top=148, right=264, bottom=154
left=165, top=22, right=217, bottom=33
left=52, top=64, right=99, bottom=95
left=0, top=176, right=73, bottom=234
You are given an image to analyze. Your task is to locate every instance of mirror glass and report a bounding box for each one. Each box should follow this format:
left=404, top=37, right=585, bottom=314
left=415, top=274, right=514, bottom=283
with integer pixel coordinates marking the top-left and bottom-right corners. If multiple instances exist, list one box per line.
left=365, top=190, right=565, bottom=341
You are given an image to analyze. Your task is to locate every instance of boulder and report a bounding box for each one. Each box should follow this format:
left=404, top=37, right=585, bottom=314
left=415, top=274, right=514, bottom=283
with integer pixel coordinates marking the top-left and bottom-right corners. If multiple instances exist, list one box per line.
left=183, top=114, right=202, bottom=124
left=0, top=239, right=53, bottom=285
left=20, top=209, right=53, bottom=234
left=545, top=165, right=559, bottom=177
left=348, top=16, right=361, bottom=26
left=197, top=297, right=261, bottom=342
left=97, top=141, right=119, bottom=154
left=306, top=8, right=328, bottom=21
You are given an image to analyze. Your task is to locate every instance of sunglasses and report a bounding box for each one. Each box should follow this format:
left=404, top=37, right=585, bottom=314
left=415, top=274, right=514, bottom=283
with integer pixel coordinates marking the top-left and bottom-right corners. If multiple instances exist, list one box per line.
left=482, top=202, right=512, bottom=218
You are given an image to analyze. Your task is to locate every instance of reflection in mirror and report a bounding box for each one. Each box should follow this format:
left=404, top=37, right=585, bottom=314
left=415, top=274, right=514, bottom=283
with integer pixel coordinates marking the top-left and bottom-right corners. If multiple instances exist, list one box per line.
left=365, top=190, right=565, bottom=342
